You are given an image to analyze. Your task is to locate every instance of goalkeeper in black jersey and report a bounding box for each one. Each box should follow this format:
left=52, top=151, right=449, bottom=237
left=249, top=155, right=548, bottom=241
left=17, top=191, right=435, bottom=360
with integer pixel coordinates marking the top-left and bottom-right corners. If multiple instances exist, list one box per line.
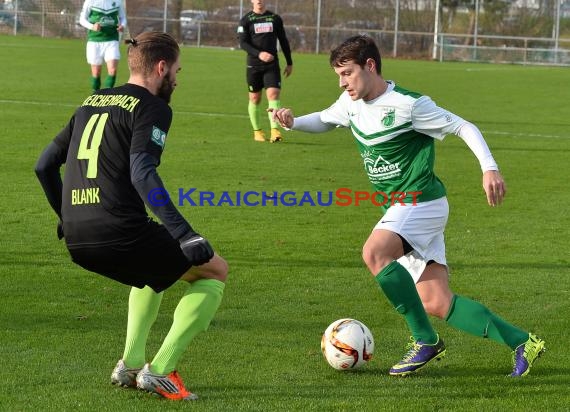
left=35, top=31, right=228, bottom=401
left=238, top=0, right=293, bottom=142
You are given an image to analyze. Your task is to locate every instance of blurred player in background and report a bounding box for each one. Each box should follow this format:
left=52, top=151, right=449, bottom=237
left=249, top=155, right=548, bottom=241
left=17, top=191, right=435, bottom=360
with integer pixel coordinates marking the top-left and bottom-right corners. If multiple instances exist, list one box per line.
left=79, top=0, right=127, bottom=92
left=237, top=0, right=293, bottom=142
left=271, top=35, right=545, bottom=378
left=35, top=31, right=228, bottom=401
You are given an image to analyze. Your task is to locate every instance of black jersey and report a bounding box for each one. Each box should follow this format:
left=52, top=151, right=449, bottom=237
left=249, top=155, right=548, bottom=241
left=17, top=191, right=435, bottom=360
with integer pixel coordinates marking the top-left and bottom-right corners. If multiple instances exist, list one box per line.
left=238, top=10, right=292, bottom=67
left=53, top=84, right=172, bottom=246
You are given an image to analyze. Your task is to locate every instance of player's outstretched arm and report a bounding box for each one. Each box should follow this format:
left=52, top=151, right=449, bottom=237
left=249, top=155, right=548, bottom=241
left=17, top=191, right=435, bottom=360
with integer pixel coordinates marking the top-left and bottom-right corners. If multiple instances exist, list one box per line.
left=270, top=108, right=336, bottom=134
left=270, top=108, right=295, bottom=129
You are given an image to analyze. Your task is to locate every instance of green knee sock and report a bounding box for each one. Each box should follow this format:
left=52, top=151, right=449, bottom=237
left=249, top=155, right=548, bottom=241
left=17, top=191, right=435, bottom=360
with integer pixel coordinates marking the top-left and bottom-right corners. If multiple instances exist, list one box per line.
left=248, top=101, right=261, bottom=131
left=91, top=76, right=101, bottom=91
left=267, top=100, right=281, bottom=129
left=104, top=75, right=116, bottom=88
left=151, top=279, right=225, bottom=374
left=376, top=261, right=438, bottom=344
left=122, top=286, right=164, bottom=368
left=445, top=295, right=528, bottom=349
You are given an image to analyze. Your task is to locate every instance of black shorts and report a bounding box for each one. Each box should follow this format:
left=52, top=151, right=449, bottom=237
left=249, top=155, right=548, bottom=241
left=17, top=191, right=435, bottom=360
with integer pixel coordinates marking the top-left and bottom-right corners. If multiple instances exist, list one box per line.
left=246, top=62, right=281, bottom=92
left=68, top=220, right=191, bottom=293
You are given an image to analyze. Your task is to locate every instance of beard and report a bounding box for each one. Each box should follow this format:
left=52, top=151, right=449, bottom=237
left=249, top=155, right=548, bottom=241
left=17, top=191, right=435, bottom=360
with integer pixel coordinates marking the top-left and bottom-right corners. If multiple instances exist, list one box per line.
left=157, top=72, right=175, bottom=103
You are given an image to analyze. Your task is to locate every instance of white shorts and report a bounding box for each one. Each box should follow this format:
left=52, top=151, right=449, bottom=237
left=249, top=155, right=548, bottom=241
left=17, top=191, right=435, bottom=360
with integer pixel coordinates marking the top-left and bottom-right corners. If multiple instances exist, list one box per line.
left=86, top=41, right=120, bottom=65
left=373, top=197, right=449, bottom=283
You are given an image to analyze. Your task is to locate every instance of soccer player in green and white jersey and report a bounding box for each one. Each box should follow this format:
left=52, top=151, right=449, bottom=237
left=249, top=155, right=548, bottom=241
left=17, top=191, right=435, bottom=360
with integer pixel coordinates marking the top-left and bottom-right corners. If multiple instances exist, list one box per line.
left=271, top=35, right=545, bottom=377
left=79, top=0, right=127, bottom=92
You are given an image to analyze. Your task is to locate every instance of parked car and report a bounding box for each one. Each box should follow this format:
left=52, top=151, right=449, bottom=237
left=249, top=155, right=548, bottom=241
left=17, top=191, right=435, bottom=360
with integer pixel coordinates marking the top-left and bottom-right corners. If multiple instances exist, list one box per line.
left=0, top=9, right=17, bottom=27
left=332, top=20, right=382, bottom=33
left=211, top=6, right=243, bottom=22
left=279, top=12, right=307, bottom=50
left=285, top=25, right=306, bottom=50
left=129, top=8, right=177, bottom=36
left=180, top=9, right=207, bottom=41
left=326, top=20, right=383, bottom=50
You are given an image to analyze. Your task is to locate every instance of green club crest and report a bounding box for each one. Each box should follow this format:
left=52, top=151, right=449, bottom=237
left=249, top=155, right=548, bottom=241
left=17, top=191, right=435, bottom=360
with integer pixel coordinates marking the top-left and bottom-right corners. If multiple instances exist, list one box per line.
left=382, top=109, right=395, bottom=127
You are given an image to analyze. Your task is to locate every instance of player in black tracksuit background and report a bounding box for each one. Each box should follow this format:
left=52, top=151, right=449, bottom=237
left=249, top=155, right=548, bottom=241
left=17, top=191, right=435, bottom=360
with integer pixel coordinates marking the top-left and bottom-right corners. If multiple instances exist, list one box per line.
left=35, top=31, right=227, bottom=401
left=238, top=0, right=293, bottom=143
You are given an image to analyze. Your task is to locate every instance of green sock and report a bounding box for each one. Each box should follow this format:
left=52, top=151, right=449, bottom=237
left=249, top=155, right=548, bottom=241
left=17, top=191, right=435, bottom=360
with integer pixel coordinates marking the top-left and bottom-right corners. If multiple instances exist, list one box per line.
left=267, top=100, right=281, bottom=129
left=151, top=279, right=225, bottom=374
left=445, top=295, right=528, bottom=349
left=122, top=286, right=163, bottom=368
left=104, top=75, right=116, bottom=88
left=248, top=101, right=261, bottom=131
left=375, top=261, right=438, bottom=344
left=91, top=76, right=101, bottom=91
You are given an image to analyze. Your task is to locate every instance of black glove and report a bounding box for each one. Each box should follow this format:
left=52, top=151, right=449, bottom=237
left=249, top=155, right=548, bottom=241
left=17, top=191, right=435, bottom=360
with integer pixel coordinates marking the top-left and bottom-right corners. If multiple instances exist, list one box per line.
left=179, top=232, right=214, bottom=266
left=57, top=221, right=64, bottom=240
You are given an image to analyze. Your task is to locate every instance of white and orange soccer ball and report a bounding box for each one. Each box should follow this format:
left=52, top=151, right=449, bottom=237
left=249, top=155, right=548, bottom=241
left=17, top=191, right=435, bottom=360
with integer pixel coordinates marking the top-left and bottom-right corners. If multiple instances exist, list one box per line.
left=321, top=318, right=374, bottom=370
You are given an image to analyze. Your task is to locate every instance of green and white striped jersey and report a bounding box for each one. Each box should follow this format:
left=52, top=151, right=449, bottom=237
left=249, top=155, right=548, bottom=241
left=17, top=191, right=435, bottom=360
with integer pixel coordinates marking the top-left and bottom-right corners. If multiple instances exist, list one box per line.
left=321, top=81, right=467, bottom=211
left=79, top=0, right=126, bottom=42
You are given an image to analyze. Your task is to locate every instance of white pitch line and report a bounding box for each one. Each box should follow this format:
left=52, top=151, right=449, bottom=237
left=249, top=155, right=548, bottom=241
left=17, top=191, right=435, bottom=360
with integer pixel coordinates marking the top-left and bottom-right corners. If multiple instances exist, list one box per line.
left=176, top=110, right=248, bottom=119
left=481, top=130, right=570, bottom=139
left=1, top=98, right=567, bottom=138
left=0, top=99, right=77, bottom=108
left=465, top=67, right=512, bottom=72
left=0, top=98, right=248, bottom=118
left=0, top=43, right=73, bottom=50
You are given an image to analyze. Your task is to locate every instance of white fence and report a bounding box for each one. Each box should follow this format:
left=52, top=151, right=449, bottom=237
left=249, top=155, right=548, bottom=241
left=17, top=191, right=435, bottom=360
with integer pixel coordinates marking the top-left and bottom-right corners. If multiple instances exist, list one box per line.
left=1, top=0, right=569, bottom=66
left=437, top=33, right=570, bottom=65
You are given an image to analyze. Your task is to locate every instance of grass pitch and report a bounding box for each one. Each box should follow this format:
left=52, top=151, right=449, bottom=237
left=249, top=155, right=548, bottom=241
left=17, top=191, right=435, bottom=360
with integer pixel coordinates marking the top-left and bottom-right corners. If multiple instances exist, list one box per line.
left=0, top=35, right=569, bottom=411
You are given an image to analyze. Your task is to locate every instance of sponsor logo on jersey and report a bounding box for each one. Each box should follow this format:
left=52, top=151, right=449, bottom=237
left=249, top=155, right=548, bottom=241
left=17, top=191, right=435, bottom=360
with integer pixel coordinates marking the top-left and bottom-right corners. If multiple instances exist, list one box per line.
left=237, top=26, right=244, bottom=33
left=254, top=22, right=273, bottom=33
left=99, top=15, right=116, bottom=27
left=381, top=108, right=395, bottom=127
left=151, top=126, right=167, bottom=148
left=363, top=152, right=401, bottom=182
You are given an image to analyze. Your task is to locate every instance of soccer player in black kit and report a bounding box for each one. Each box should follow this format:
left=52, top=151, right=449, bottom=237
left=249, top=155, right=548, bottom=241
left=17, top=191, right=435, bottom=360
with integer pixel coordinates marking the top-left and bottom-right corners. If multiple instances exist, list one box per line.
left=238, top=0, right=293, bottom=142
left=35, top=31, right=228, bottom=401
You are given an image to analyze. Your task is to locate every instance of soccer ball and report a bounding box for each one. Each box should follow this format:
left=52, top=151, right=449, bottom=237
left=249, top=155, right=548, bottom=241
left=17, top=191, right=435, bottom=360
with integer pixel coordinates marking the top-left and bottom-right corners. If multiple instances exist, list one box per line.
left=321, top=318, right=374, bottom=370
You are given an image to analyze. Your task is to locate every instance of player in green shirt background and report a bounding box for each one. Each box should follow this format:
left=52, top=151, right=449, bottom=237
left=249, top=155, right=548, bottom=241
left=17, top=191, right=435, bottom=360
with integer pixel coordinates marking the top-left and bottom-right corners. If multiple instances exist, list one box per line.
left=271, top=35, right=545, bottom=378
left=79, top=0, right=127, bottom=92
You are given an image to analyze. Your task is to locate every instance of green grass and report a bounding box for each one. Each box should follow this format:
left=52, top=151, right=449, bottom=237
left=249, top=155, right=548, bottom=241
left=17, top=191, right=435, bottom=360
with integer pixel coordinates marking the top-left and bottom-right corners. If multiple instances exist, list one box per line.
left=1, top=35, right=569, bottom=411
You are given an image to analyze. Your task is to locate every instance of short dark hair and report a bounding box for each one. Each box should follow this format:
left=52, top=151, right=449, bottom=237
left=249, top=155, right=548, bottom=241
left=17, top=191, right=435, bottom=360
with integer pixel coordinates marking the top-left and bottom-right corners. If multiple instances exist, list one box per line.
left=125, top=31, right=180, bottom=76
left=329, top=35, right=382, bottom=74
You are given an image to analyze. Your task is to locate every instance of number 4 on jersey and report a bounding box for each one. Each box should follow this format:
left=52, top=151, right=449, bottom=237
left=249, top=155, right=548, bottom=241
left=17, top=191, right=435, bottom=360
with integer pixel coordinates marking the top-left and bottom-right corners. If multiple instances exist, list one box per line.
left=77, top=113, right=108, bottom=179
